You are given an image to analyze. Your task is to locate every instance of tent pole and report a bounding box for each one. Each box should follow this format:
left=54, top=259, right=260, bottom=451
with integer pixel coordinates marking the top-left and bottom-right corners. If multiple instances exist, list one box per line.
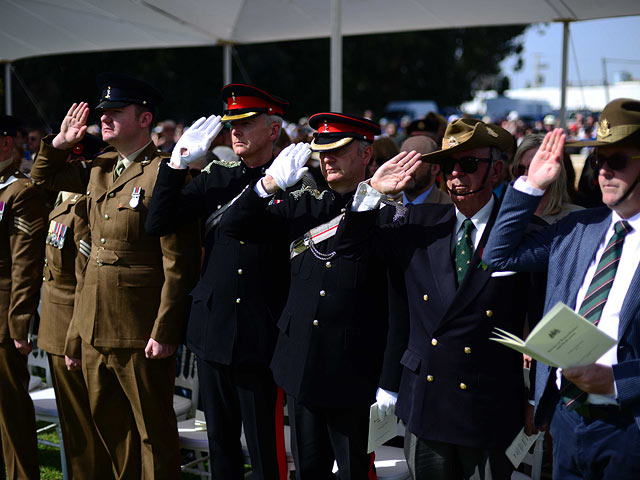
left=4, top=62, right=12, bottom=115
left=223, top=44, right=232, bottom=86
left=559, top=20, right=570, bottom=129
left=330, top=0, right=342, bottom=112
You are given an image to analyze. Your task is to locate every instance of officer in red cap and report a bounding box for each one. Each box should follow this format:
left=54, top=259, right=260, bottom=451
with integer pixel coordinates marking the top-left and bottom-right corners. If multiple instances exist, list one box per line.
left=215, top=112, right=411, bottom=478
left=146, top=84, right=293, bottom=479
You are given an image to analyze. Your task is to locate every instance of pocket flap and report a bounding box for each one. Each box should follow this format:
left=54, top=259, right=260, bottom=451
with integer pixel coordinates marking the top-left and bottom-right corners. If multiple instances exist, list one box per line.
left=400, top=349, right=422, bottom=373
left=189, top=282, right=213, bottom=302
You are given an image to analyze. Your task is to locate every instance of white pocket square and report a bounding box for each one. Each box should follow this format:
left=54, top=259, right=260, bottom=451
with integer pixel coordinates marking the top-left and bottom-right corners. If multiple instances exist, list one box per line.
left=491, top=271, right=517, bottom=277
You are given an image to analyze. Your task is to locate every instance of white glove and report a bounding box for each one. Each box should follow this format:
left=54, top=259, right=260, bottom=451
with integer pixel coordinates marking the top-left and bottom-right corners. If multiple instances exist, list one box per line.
left=170, top=115, right=223, bottom=169
left=265, top=142, right=311, bottom=190
left=376, top=387, right=398, bottom=417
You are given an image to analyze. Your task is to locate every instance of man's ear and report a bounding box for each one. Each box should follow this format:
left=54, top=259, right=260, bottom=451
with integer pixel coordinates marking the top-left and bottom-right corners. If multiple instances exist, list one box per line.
left=0, top=136, right=13, bottom=156
left=490, top=160, right=505, bottom=186
left=139, top=111, right=153, bottom=130
left=269, top=122, right=281, bottom=143
left=361, top=144, right=373, bottom=166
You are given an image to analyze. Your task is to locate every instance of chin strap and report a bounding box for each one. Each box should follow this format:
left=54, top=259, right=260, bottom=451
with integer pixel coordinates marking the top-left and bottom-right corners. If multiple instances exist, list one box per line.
left=446, top=160, right=494, bottom=197
left=611, top=174, right=640, bottom=206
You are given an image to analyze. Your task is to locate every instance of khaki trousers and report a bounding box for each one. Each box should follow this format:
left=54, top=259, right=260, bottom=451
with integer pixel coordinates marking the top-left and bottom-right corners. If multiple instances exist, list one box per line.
left=49, top=353, right=113, bottom=479
left=82, top=341, right=180, bottom=480
left=0, top=341, right=39, bottom=479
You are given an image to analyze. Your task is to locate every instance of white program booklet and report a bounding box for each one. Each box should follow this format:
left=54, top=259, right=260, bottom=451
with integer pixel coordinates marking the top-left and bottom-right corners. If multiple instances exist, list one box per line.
left=490, top=302, right=617, bottom=368
left=506, top=427, right=541, bottom=468
left=367, top=403, right=398, bottom=453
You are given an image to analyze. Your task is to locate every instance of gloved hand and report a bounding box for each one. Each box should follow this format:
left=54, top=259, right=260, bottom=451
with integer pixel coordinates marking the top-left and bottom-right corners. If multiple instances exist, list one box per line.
left=376, top=387, right=398, bottom=417
left=170, top=115, right=223, bottom=169
left=265, top=142, right=311, bottom=190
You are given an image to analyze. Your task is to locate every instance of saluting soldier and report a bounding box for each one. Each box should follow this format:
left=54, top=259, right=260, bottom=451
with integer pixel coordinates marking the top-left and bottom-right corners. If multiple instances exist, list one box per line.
left=37, top=133, right=112, bottom=479
left=337, top=118, right=543, bottom=479
left=31, top=73, right=200, bottom=479
left=0, top=114, right=48, bottom=480
left=218, top=113, right=408, bottom=478
left=145, top=84, right=292, bottom=480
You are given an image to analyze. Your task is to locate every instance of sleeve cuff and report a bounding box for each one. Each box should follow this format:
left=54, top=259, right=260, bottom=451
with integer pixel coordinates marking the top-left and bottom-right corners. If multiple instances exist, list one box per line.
left=514, top=177, right=545, bottom=196
left=254, top=178, right=274, bottom=198
left=351, top=181, right=384, bottom=212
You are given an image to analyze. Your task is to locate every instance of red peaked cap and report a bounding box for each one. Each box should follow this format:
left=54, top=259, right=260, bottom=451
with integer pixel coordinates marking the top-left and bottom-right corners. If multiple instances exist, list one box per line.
left=220, top=84, right=289, bottom=122
left=309, top=113, right=381, bottom=152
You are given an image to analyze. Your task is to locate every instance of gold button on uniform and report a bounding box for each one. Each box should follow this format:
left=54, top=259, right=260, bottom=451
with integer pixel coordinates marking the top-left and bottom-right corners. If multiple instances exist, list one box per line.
left=240, top=240, right=245, bottom=245
left=431, top=339, right=438, bottom=346
left=423, top=294, right=428, bottom=302
left=464, top=347, right=471, bottom=354
left=312, top=319, right=319, bottom=326
left=426, top=375, right=434, bottom=382
left=459, top=383, right=467, bottom=390
left=325, top=261, right=332, bottom=268
left=236, top=298, right=241, bottom=304
left=320, top=290, right=326, bottom=297
left=237, top=269, right=243, bottom=275
left=108, top=192, right=114, bottom=198
left=485, top=310, right=493, bottom=317
left=104, top=214, right=109, bottom=219
left=100, top=238, right=106, bottom=244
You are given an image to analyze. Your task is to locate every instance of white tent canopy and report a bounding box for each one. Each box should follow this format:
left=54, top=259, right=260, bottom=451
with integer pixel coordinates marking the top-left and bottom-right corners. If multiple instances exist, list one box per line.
left=2, top=1, right=639, bottom=116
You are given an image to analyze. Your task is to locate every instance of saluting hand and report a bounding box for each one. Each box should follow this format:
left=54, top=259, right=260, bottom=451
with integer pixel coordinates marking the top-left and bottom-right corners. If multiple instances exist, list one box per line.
left=145, top=338, right=177, bottom=359
left=170, top=115, right=223, bottom=169
left=525, top=128, right=566, bottom=191
left=370, top=150, right=422, bottom=195
left=263, top=142, right=311, bottom=193
left=52, top=102, right=90, bottom=150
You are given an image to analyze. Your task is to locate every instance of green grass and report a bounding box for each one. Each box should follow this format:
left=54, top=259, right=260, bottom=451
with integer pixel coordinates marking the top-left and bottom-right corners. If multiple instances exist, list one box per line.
left=31, top=422, right=205, bottom=479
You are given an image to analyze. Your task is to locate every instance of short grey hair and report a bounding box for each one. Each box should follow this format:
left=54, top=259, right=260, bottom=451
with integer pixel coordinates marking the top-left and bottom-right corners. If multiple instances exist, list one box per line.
left=265, top=114, right=283, bottom=144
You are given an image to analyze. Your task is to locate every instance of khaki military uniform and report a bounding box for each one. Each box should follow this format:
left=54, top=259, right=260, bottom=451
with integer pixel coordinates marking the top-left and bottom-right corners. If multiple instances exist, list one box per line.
left=32, top=138, right=200, bottom=479
left=0, top=163, right=47, bottom=480
left=39, top=192, right=112, bottom=479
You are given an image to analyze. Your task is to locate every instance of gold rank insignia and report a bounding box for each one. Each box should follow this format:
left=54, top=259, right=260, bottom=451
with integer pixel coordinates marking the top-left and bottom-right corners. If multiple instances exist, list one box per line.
left=597, top=118, right=611, bottom=139
left=447, top=136, right=459, bottom=147
left=105, top=86, right=111, bottom=99
left=486, top=127, right=498, bottom=138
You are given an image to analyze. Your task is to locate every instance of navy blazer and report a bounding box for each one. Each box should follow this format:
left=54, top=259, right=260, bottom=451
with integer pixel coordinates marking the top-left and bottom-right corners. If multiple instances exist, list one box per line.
left=483, top=185, right=640, bottom=430
left=337, top=198, right=539, bottom=449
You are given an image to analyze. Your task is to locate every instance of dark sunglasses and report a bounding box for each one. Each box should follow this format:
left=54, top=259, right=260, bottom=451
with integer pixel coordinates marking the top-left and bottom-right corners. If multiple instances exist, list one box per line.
left=440, top=156, right=491, bottom=175
left=589, top=152, right=640, bottom=172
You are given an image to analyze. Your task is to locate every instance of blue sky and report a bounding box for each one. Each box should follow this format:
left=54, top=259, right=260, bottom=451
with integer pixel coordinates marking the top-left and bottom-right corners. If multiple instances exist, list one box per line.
left=502, top=15, right=640, bottom=89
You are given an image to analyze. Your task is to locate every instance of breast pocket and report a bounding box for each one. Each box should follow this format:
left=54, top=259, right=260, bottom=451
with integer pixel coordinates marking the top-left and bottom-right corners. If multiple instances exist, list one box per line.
left=112, top=194, right=142, bottom=242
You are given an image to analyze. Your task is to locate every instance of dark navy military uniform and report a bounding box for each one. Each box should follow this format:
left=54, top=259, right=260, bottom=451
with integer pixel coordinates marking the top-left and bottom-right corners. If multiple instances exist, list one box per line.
left=146, top=157, right=290, bottom=479
left=219, top=181, right=407, bottom=478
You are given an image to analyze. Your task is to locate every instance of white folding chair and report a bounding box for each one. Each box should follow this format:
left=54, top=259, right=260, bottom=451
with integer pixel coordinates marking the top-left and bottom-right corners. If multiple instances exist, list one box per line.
left=174, top=346, right=199, bottom=420
left=177, top=412, right=210, bottom=479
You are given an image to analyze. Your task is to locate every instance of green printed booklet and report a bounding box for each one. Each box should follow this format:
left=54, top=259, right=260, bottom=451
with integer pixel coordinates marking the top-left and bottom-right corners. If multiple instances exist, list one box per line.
left=490, top=302, right=617, bottom=368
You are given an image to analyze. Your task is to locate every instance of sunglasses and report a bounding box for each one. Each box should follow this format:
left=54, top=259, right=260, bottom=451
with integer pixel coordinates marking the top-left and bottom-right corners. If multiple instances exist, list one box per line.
left=589, top=152, right=640, bottom=172
left=440, top=156, right=491, bottom=175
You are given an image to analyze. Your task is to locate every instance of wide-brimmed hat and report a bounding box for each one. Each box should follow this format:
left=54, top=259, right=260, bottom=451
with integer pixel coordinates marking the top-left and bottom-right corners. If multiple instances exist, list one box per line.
left=421, top=118, right=513, bottom=163
left=566, top=98, right=640, bottom=147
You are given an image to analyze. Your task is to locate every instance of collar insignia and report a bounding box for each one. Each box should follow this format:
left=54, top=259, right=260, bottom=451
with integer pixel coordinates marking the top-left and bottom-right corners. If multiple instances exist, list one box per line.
left=597, top=118, right=611, bottom=139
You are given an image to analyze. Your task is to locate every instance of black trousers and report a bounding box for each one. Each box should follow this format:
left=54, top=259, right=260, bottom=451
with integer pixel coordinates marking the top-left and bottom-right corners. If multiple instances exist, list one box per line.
left=403, top=433, right=511, bottom=480
left=197, top=359, right=284, bottom=480
left=287, top=395, right=374, bottom=480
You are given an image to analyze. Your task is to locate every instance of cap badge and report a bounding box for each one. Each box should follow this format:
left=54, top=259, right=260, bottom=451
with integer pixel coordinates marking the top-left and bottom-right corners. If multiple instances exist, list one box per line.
left=447, top=136, right=459, bottom=148
left=324, top=121, right=330, bottom=133
left=486, top=127, right=498, bottom=138
left=597, top=118, right=611, bottom=139
left=231, top=92, right=237, bottom=105
left=105, top=86, right=111, bottom=99
left=417, top=121, right=425, bottom=130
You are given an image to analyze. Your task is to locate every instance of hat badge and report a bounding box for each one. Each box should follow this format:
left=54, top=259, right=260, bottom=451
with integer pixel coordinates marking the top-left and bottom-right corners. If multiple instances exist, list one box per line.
left=485, top=126, right=498, bottom=138
left=231, top=92, right=237, bottom=105
left=105, top=86, right=111, bottom=99
left=447, top=136, right=459, bottom=148
left=597, top=118, right=611, bottom=139
left=324, top=121, right=330, bottom=133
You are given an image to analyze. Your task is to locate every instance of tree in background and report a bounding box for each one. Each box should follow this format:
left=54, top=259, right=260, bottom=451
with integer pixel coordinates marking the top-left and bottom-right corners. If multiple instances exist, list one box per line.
left=4, top=25, right=525, bottom=129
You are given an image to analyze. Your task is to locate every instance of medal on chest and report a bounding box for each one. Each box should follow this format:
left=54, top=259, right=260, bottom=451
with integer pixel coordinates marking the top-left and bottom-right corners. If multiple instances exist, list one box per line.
left=130, top=186, right=142, bottom=208
left=47, top=220, right=69, bottom=249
